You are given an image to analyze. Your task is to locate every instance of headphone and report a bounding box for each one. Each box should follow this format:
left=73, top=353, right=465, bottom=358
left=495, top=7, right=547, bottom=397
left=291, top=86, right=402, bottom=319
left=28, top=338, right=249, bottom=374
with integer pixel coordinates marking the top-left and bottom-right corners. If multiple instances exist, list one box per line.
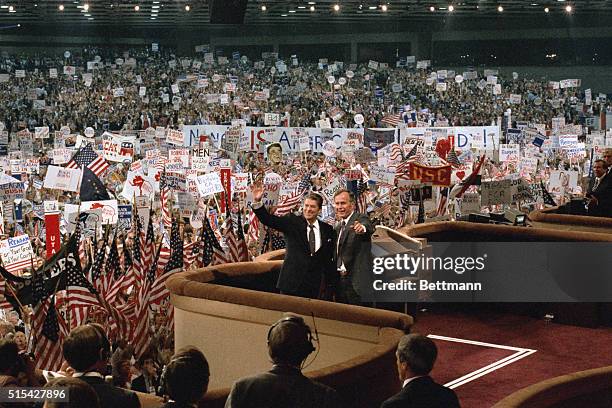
left=267, top=316, right=316, bottom=362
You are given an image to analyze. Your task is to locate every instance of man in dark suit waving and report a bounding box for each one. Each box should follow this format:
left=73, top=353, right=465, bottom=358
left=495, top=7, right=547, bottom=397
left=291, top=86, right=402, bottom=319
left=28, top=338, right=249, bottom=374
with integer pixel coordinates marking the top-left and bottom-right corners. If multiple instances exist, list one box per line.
left=381, top=334, right=460, bottom=408
left=252, top=184, right=336, bottom=298
left=333, top=189, right=374, bottom=305
left=588, top=152, right=612, bottom=217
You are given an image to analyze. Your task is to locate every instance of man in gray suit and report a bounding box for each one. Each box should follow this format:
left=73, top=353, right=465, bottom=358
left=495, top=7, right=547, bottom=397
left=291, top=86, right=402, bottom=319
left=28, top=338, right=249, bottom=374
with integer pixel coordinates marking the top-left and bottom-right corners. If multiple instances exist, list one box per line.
left=333, top=189, right=374, bottom=305
left=225, top=315, right=342, bottom=408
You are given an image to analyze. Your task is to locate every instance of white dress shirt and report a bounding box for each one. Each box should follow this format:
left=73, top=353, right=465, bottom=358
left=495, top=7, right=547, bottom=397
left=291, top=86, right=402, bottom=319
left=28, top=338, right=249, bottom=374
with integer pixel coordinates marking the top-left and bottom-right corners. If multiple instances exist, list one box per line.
left=307, top=220, right=321, bottom=253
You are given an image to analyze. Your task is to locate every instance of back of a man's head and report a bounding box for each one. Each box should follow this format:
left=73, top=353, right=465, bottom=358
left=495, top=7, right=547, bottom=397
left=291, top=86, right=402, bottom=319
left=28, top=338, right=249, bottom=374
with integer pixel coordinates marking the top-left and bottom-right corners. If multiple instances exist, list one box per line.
left=44, top=377, right=101, bottom=408
left=63, top=324, right=110, bottom=372
left=267, top=316, right=314, bottom=367
left=396, top=334, right=438, bottom=376
left=0, top=339, right=19, bottom=374
left=163, top=346, right=210, bottom=404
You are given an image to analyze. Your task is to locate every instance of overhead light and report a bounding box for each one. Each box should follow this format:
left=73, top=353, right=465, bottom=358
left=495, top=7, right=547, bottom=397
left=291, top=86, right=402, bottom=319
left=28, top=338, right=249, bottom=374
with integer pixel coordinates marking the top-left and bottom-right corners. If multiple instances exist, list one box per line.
left=281, top=13, right=287, bottom=16
left=8, top=5, right=14, bottom=12
left=58, top=4, right=64, bottom=11
left=134, top=5, right=140, bottom=11
left=298, top=6, right=306, bottom=9
left=497, top=5, right=503, bottom=12
left=381, top=5, right=388, bottom=12
left=369, top=6, right=377, bottom=10
left=565, top=5, right=572, bottom=12
left=430, top=6, right=435, bottom=12
left=289, top=10, right=296, bottom=13
left=152, top=5, right=160, bottom=9
left=88, top=17, right=93, bottom=20
left=448, top=5, right=454, bottom=12
left=544, top=7, right=550, bottom=12
left=185, top=5, right=190, bottom=11
left=261, top=5, right=266, bottom=11
left=310, top=6, right=315, bottom=11
left=308, top=2, right=316, bottom=4
left=150, top=17, right=156, bottom=20
left=333, top=4, right=340, bottom=11
left=83, top=3, right=89, bottom=11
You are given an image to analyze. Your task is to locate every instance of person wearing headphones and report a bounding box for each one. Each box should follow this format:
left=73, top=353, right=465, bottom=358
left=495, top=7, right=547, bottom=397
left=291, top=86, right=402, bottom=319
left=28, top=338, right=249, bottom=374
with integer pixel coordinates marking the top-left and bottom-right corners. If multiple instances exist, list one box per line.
left=62, top=324, right=140, bottom=408
left=159, top=346, right=210, bottom=408
left=225, top=314, right=342, bottom=408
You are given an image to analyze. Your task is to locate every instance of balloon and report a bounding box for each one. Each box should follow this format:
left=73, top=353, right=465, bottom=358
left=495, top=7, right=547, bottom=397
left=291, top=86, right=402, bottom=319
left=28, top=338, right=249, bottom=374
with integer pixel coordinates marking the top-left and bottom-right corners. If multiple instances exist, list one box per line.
left=435, top=139, right=451, bottom=160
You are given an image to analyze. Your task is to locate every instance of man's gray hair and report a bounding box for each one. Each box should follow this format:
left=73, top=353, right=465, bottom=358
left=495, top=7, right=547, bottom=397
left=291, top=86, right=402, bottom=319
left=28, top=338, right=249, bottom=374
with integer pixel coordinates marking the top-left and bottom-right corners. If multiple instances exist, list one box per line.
left=396, top=334, right=437, bottom=376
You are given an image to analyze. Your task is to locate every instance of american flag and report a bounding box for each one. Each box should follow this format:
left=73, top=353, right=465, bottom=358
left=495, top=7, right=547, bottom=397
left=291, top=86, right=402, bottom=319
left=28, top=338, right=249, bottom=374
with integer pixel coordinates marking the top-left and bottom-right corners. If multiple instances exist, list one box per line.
left=297, top=173, right=312, bottom=195
left=31, top=273, right=65, bottom=371
left=381, top=113, right=401, bottom=128
left=163, top=219, right=183, bottom=273
left=64, top=234, right=100, bottom=329
left=235, top=210, right=250, bottom=262
left=435, top=188, right=449, bottom=217
left=274, top=192, right=302, bottom=216
left=88, top=233, right=107, bottom=285
left=389, top=143, right=403, bottom=162
left=262, top=228, right=286, bottom=252
left=356, top=179, right=369, bottom=214
left=199, top=216, right=225, bottom=267
left=66, top=144, right=109, bottom=177
left=222, top=212, right=246, bottom=263
left=446, top=147, right=462, bottom=167
left=0, top=278, right=13, bottom=312
left=452, top=155, right=486, bottom=199
left=246, top=210, right=260, bottom=248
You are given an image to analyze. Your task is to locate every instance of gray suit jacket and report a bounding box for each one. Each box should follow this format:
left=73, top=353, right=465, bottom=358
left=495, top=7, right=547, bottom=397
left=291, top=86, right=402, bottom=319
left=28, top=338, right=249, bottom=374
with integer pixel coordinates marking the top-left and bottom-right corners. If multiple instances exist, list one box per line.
left=336, top=212, right=374, bottom=295
left=225, top=365, right=342, bottom=408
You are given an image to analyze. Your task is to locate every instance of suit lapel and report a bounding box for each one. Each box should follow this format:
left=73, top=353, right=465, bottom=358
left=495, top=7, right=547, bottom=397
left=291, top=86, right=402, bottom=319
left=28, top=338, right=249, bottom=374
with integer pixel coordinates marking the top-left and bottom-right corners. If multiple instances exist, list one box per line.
left=339, top=213, right=357, bottom=248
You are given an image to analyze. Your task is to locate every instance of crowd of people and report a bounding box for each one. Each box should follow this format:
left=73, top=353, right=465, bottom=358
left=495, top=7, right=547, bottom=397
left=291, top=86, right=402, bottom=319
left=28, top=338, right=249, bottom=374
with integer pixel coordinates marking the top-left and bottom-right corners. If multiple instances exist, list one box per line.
left=0, top=44, right=611, bottom=406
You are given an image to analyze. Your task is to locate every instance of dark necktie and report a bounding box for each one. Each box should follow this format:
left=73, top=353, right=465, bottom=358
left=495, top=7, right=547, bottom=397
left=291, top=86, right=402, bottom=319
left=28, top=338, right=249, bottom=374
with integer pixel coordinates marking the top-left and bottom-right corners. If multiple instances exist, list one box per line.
left=336, top=221, right=346, bottom=269
left=308, top=224, right=316, bottom=255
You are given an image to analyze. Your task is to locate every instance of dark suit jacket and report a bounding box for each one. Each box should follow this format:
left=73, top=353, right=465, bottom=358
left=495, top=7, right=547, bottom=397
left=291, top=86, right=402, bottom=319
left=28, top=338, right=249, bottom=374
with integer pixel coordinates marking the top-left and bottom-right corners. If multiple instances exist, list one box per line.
left=336, top=212, right=374, bottom=296
left=380, top=376, right=460, bottom=408
left=588, top=172, right=612, bottom=217
left=131, top=373, right=159, bottom=395
left=225, top=365, right=342, bottom=408
left=79, top=375, right=141, bottom=408
left=254, top=205, right=336, bottom=297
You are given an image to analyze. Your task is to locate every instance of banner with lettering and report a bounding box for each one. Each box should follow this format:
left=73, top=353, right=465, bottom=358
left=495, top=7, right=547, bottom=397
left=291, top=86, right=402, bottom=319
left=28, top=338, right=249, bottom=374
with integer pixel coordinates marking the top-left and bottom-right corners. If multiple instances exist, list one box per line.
left=45, top=212, right=61, bottom=259
left=0, top=235, right=34, bottom=274
left=409, top=163, right=452, bottom=186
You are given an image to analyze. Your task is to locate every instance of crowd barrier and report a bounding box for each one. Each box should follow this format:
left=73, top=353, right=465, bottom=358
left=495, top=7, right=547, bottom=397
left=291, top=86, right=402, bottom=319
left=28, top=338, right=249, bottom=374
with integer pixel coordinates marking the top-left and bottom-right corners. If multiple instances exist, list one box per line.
left=529, top=207, right=612, bottom=235
left=398, top=221, right=612, bottom=327
left=493, top=365, right=612, bottom=408
left=166, top=261, right=413, bottom=408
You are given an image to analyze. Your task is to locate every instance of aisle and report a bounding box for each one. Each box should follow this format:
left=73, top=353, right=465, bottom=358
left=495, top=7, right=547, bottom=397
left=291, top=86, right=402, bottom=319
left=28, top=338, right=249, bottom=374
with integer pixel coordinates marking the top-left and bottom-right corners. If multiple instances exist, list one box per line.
left=411, top=307, right=612, bottom=407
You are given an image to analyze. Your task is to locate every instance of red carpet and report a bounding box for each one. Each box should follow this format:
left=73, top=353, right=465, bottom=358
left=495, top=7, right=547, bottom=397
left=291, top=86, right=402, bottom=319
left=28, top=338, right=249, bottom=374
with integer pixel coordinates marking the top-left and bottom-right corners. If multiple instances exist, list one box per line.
left=411, top=307, right=612, bottom=407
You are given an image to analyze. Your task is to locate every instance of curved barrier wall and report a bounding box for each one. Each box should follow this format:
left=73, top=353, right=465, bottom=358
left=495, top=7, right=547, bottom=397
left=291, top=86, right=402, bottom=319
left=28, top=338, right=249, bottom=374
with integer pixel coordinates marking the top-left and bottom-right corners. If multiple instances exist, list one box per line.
left=493, top=365, right=612, bottom=408
left=399, top=221, right=612, bottom=242
left=166, top=261, right=413, bottom=408
left=529, top=207, right=612, bottom=235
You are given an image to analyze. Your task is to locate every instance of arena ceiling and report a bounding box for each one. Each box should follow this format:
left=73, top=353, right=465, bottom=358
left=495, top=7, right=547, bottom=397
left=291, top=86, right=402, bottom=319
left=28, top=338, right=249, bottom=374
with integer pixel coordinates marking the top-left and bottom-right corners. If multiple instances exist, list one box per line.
left=0, top=1, right=612, bottom=27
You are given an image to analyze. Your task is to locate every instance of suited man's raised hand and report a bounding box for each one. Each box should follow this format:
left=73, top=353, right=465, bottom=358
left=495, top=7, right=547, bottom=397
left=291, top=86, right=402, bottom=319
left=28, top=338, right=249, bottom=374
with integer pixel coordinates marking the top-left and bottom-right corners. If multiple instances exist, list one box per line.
left=352, top=220, right=366, bottom=234
left=251, top=183, right=264, bottom=202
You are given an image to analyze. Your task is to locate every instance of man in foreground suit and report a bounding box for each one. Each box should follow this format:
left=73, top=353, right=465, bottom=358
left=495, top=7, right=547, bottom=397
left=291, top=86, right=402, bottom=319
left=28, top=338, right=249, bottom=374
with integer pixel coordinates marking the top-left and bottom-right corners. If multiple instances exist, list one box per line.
left=333, top=189, right=374, bottom=304
left=225, top=315, right=342, bottom=408
left=62, top=324, right=140, bottom=408
left=381, top=334, right=460, bottom=408
left=252, top=184, right=336, bottom=298
left=588, top=151, right=612, bottom=217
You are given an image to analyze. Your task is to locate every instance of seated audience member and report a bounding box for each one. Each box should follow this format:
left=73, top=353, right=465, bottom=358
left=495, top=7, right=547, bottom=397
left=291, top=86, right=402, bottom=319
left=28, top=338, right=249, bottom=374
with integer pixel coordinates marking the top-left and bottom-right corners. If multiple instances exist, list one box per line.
left=43, top=376, right=101, bottom=408
left=225, top=315, right=342, bottom=408
left=132, top=351, right=160, bottom=395
left=112, top=355, right=133, bottom=389
left=160, top=346, right=210, bottom=408
left=62, top=324, right=140, bottom=408
left=381, top=334, right=459, bottom=408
